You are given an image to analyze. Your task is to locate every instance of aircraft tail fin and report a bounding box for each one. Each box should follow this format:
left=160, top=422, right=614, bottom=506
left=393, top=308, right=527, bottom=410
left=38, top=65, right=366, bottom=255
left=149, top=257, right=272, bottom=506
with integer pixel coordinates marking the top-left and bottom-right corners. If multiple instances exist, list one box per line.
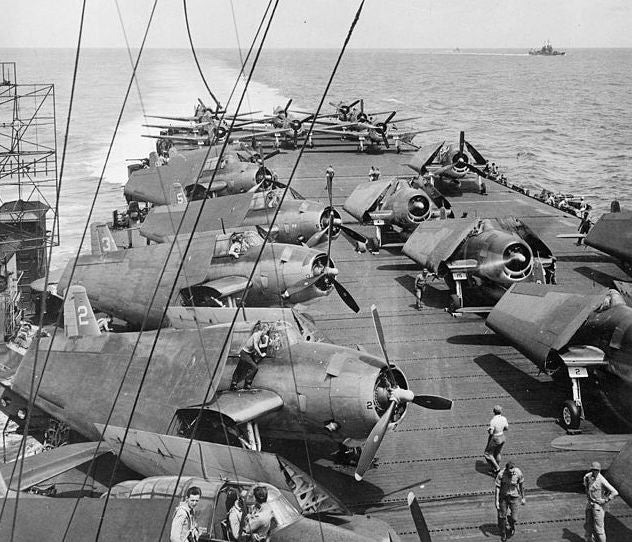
left=64, top=285, right=101, bottom=338
left=90, top=223, right=118, bottom=255
left=170, top=182, right=187, bottom=207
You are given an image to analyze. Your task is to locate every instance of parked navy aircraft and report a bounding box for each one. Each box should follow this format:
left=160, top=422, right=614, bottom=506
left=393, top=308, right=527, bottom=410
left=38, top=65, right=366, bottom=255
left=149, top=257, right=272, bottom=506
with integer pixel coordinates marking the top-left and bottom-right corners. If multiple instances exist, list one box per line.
left=0, top=288, right=451, bottom=487
left=487, top=285, right=632, bottom=431
left=124, top=148, right=283, bottom=205
left=57, top=227, right=361, bottom=327
left=0, top=434, right=408, bottom=541
left=343, top=177, right=452, bottom=248
left=407, top=131, right=491, bottom=192
left=140, top=187, right=367, bottom=250
left=403, top=217, right=554, bottom=311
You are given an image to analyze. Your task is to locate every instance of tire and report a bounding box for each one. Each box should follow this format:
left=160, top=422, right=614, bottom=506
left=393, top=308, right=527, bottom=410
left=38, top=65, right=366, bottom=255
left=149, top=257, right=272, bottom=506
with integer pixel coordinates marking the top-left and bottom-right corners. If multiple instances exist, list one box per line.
left=448, top=293, right=462, bottom=313
left=561, top=399, right=581, bottom=430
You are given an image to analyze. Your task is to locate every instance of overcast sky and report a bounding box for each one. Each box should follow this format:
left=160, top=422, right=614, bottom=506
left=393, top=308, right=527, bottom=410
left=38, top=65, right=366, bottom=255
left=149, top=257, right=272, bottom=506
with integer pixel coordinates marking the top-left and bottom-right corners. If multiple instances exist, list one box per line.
left=2, top=0, right=631, bottom=49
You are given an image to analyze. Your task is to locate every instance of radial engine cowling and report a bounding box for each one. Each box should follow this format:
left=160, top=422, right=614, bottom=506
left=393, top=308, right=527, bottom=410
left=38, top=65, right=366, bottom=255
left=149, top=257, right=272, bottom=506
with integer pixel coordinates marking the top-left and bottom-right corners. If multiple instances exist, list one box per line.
left=462, top=229, right=533, bottom=285
left=329, top=363, right=410, bottom=441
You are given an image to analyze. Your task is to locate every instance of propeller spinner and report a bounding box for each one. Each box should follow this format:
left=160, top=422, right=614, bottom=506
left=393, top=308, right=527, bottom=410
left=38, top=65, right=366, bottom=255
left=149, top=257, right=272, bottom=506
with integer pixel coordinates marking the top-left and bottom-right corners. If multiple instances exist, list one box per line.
left=354, top=305, right=453, bottom=480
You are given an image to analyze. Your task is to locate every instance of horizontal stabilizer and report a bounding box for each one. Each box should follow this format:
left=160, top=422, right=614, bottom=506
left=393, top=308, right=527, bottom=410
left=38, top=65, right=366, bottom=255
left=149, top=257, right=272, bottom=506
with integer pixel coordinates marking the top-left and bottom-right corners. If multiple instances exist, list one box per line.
left=0, top=442, right=110, bottom=496
left=96, top=425, right=349, bottom=515
left=551, top=434, right=630, bottom=453
left=455, top=306, right=494, bottom=314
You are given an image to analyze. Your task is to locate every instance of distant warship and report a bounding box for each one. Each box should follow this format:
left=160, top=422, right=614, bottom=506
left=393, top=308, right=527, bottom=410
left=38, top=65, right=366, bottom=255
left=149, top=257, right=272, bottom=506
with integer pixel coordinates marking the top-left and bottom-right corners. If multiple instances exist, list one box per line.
left=529, top=40, right=566, bottom=56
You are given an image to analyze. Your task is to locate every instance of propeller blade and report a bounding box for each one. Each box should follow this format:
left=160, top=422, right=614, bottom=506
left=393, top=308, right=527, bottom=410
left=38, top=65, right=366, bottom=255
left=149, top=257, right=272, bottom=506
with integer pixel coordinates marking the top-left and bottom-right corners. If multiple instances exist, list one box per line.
left=305, top=228, right=329, bottom=248
left=284, top=99, right=293, bottom=114
left=371, top=304, right=390, bottom=365
left=459, top=131, right=465, bottom=155
left=382, top=132, right=390, bottom=149
left=384, top=111, right=397, bottom=125
left=370, top=304, right=395, bottom=378
left=349, top=99, right=361, bottom=108
left=325, top=175, right=334, bottom=266
left=408, top=492, right=432, bottom=542
left=355, top=402, right=395, bottom=480
left=263, top=150, right=281, bottom=161
left=413, top=395, right=453, bottom=410
left=464, top=140, right=486, bottom=165
left=465, top=163, right=491, bottom=179
left=340, top=224, right=368, bottom=244
left=332, top=278, right=360, bottom=313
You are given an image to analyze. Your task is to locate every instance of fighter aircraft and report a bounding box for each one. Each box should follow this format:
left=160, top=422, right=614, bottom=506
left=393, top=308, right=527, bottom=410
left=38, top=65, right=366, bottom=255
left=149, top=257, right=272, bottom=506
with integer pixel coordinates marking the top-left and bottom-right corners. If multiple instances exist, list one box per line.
left=343, top=176, right=452, bottom=249
left=407, top=131, right=491, bottom=192
left=315, top=111, right=427, bottom=153
left=403, top=217, right=554, bottom=311
left=56, top=225, right=361, bottom=328
left=124, top=147, right=283, bottom=205
left=0, top=434, right=406, bottom=541
left=139, top=186, right=368, bottom=251
left=0, top=287, right=451, bottom=486
left=487, top=284, right=632, bottom=432
left=225, top=99, right=320, bottom=150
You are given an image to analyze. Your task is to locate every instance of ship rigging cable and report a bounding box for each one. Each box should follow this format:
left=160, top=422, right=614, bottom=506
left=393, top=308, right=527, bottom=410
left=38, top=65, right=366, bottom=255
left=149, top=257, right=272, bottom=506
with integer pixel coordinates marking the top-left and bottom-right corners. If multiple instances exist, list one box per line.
left=0, top=1, right=89, bottom=540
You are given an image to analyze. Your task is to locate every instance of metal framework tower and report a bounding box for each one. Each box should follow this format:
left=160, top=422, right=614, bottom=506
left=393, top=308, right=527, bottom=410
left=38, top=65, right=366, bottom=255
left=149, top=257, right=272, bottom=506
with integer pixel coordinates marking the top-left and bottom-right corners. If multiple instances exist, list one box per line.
left=0, top=61, right=58, bottom=340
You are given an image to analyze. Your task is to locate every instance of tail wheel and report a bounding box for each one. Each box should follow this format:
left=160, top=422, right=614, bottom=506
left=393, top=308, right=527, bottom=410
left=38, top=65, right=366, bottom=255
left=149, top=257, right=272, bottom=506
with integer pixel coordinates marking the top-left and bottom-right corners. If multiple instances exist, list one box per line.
left=561, top=400, right=581, bottom=430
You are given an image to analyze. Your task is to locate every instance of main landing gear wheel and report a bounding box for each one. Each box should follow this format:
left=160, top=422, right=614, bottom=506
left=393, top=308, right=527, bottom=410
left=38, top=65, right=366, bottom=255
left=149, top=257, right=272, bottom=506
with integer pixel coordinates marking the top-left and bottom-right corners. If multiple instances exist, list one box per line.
left=448, top=293, right=462, bottom=314
left=561, top=399, right=581, bottom=430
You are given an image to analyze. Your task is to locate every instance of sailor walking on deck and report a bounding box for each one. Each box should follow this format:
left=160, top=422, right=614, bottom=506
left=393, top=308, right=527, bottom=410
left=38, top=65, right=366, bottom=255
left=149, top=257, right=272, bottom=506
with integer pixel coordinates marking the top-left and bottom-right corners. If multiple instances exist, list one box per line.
left=484, top=405, right=508, bottom=475
left=495, top=461, right=525, bottom=542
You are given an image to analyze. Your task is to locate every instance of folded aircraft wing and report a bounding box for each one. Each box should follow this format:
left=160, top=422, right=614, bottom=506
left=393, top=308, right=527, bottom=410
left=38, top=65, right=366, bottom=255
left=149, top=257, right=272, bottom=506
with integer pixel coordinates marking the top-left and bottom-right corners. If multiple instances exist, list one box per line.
left=606, top=439, right=632, bottom=507
left=0, top=442, right=110, bottom=496
left=140, top=194, right=253, bottom=242
left=57, top=232, right=219, bottom=327
left=585, top=210, right=632, bottom=263
left=486, top=284, right=608, bottom=366
left=402, top=218, right=477, bottom=272
left=406, top=142, right=444, bottom=174
left=343, top=179, right=393, bottom=222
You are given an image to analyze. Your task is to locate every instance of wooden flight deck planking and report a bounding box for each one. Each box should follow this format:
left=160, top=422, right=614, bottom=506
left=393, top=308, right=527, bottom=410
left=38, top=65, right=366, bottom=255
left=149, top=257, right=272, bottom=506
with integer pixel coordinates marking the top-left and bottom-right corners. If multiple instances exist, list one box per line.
left=263, top=142, right=632, bottom=541
left=3, top=139, right=631, bottom=540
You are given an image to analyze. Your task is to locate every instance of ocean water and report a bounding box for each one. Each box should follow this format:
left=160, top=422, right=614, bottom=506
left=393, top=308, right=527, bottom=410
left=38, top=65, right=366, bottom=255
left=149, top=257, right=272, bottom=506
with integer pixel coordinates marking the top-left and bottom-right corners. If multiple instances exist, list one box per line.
left=1, top=47, right=631, bottom=266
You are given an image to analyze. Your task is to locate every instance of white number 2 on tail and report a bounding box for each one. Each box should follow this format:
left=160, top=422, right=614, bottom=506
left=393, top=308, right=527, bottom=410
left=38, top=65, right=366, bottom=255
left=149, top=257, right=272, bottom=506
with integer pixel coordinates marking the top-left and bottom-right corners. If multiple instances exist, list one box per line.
left=77, top=305, right=89, bottom=325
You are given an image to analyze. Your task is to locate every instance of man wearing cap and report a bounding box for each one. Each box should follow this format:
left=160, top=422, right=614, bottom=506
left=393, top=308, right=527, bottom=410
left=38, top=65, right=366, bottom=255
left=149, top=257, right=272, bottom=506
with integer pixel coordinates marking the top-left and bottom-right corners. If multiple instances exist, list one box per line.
left=484, top=405, right=508, bottom=475
left=495, top=461, right=525, bottom=541
left=584, top=461, right=618, bottom=542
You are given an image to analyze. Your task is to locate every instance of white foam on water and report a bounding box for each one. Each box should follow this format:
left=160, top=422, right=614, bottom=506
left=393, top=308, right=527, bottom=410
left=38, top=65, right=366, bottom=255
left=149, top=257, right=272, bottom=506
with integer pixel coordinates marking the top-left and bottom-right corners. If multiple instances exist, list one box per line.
left=90, top=55, right=295, bottom=186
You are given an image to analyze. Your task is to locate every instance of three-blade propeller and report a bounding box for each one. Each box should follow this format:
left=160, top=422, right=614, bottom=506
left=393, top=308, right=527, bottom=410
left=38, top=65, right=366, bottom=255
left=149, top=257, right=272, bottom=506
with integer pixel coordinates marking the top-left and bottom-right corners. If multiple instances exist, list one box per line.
left=354, top=305, right=453, bottom=480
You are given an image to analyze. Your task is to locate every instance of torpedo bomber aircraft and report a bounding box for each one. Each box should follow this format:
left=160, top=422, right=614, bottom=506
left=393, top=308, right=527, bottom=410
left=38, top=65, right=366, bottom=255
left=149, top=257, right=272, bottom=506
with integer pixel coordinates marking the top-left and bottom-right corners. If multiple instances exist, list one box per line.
left=57, top=227, right=361, bottom=329
left=0, top=286, right=452, bottom=484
